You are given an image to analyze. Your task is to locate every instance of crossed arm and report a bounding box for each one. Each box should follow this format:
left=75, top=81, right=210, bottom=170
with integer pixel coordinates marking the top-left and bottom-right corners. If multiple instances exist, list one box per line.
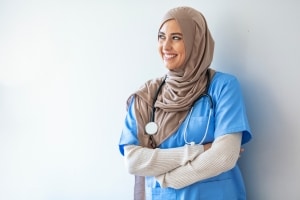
left=123, top=133, right=242, bottom=189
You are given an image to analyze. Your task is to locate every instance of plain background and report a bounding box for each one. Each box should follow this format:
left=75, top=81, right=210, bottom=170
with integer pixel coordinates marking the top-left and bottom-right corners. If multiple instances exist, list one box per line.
left=1, top=0, right=299, bottom=199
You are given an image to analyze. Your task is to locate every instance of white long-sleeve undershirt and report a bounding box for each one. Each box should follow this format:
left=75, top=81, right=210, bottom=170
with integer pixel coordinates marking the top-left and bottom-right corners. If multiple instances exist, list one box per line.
left=124, top=143, right=204, bottom=176
left=156, top=133, right=242, bottom=189
left=124, top=133, right=242, bottom=189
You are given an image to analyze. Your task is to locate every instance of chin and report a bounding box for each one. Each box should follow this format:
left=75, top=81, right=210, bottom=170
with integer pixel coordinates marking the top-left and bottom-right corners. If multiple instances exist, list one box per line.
left=164, top=63, right=175, bottom=70
left=166, top=65, right=181, bottom=71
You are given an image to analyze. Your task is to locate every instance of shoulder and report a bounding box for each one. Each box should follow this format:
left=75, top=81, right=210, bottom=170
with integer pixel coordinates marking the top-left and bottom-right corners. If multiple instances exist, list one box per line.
left=136, top=76, right=164, bottom=93
left=209, top=71, right=243, bottom=97
left=127, top=76, right=165, bottom=109
left=211, top=71, right=239, bottom=84
left=210, top=71, right=241, bottom=89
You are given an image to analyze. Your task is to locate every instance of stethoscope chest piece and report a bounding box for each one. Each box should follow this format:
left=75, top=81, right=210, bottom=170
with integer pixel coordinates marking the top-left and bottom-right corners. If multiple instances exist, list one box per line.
left=145, top=122, right=158, bottom=135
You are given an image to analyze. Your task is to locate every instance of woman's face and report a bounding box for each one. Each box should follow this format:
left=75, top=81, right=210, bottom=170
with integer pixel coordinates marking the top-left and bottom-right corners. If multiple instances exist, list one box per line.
left=158, top=19, right=186, bottom=70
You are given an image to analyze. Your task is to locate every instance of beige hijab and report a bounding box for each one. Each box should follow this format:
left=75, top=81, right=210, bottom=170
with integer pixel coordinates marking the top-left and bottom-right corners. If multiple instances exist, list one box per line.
left=128, top=6, right=215, bottom=148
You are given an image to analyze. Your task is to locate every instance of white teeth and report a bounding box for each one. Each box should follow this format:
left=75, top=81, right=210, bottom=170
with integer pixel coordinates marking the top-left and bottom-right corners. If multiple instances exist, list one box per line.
left=164, top=54, right=176, bottom=59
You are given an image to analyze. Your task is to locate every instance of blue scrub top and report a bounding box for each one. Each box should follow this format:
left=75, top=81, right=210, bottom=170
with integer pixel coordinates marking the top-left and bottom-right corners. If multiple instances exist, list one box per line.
left=119, top=72, right=252, bottom=200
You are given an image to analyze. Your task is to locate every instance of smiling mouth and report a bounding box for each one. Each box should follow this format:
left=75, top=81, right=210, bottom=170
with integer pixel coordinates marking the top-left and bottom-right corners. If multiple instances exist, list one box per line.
left=164, top=54, right=177, bottom=60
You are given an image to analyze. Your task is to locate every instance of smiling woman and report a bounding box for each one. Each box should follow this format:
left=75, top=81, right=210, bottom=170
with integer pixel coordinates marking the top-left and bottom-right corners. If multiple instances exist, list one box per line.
left=118, top=6, right=252, bottom=200
left=1, top=0, right=299, bottom=199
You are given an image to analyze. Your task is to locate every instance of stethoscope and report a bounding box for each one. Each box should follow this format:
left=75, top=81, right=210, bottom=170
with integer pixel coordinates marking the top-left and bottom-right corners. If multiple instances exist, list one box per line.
left=145, top=71, right=214, bottom=148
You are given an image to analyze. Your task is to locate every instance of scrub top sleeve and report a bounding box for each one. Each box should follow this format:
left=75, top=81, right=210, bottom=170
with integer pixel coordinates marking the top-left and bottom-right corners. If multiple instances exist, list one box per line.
left=214, top=76, right=252, bottom=144
left=118, top=97, right=139, bottom=156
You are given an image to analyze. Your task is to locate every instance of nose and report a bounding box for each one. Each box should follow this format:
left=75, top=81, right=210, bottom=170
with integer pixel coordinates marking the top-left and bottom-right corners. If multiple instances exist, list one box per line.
left=162, top=38, right=172, bottom=50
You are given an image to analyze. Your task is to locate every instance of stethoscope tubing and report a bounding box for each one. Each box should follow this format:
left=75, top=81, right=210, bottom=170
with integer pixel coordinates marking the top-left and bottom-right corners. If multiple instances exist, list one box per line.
left=183, top=96, right=213, bottom=145
left=145, top=71, right=213, bottom=147
left=151, top=76, right=167, bottom=122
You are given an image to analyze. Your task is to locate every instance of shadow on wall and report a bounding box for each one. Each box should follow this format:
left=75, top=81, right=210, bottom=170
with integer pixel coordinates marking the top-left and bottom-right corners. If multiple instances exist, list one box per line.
left=239, top=77, right=290, bottom=200
left=208, top=6, right=299, bottom=199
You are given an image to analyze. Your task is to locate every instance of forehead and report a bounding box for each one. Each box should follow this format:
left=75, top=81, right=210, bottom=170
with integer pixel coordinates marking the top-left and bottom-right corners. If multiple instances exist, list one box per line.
left=159, top=19, right=182, bottom=33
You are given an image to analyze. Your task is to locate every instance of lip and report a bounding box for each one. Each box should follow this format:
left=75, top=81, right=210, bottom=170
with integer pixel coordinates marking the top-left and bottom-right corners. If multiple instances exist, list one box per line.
left=163, top=53, right=177, bottom=60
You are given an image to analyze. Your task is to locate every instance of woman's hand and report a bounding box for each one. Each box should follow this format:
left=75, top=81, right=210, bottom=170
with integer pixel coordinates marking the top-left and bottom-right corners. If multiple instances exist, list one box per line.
left=203, top=143, right=212, bottom=151
left=239, top=147, right=245, bottom=158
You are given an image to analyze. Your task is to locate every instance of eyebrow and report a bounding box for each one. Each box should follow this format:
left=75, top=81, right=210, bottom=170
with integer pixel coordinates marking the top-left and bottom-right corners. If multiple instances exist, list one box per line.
left=158, top=31, right=183, bottom=36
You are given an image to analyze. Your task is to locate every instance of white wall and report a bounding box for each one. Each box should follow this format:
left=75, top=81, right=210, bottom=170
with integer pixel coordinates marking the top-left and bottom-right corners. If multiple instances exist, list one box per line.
left=0, top=0, right=299, bottom=199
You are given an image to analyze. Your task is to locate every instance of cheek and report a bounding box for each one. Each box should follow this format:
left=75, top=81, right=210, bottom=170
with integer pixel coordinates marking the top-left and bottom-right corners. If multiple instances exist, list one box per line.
left=181, top=51, right=186, bottom=61
left=174, top=42, right=185, bottom=54
left=178, top=46, right=186, bottom=60
left=181, top=45, right=186, bottom=60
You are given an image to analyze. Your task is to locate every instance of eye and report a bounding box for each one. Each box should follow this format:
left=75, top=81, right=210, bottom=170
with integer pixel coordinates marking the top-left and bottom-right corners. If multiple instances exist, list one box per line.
left=172, top=35, right=182, bottom=40
left=158, top=34, right=166, bottom=40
